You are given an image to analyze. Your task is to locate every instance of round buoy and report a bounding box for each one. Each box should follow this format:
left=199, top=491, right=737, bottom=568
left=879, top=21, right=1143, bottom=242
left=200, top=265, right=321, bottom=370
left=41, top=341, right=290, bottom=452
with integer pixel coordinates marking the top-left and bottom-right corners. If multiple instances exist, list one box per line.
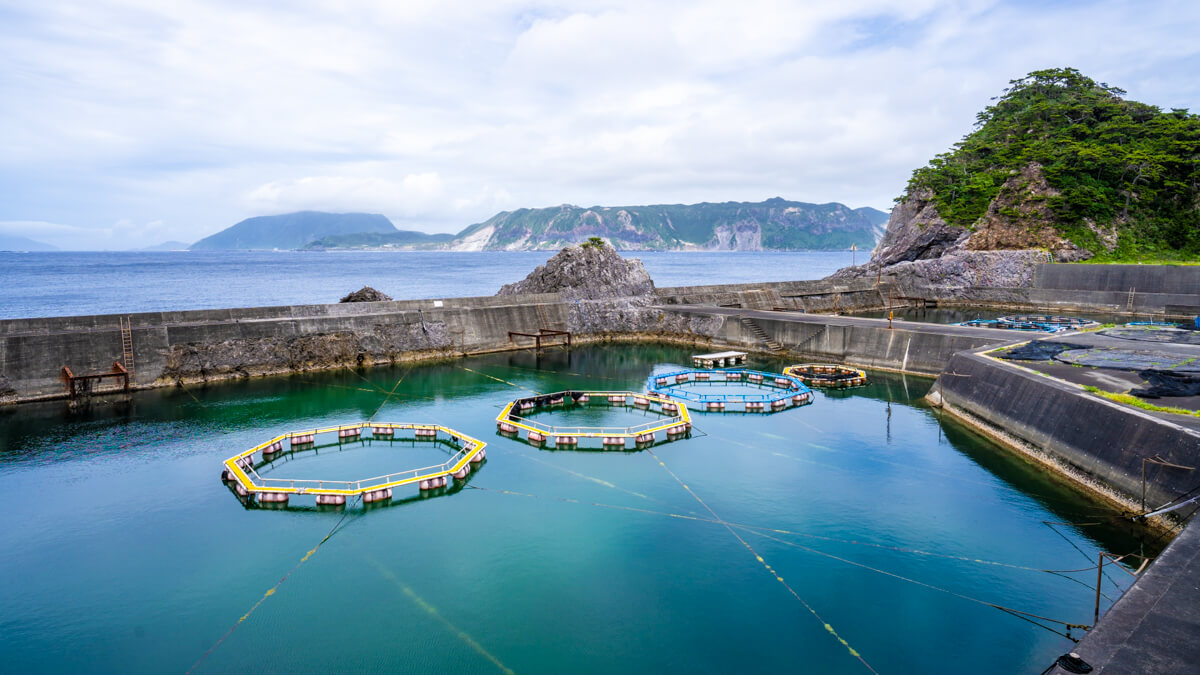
left=528, top=430, right=546, bottom=444
left=419, top=479, right=431, bottom=490
left=556, top=436, right=578, bottom=446
left=498, top=421, right=518, bottom=433
left=634, top=396, right=649, bottom=406
left=746, top=401, right=764, bottom=412
left=470, top=450, right=485, bottom=463
left=577, top=394, right=590, bottom=404
left=453, top=465, right=470, bottom=480
left=706, top=401, right=725, bottom=411
left=316, top=494, right=346, bottom=506
left=259, top=492, right=289, bottom=503
left=603, top=437, right=625, bottom=447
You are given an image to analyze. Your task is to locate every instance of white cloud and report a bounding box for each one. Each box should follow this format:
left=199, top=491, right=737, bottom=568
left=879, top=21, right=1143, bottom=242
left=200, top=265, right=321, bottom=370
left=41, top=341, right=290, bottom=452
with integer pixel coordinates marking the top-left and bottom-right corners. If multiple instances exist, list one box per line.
left=0, top=0, right=1198, bottom=248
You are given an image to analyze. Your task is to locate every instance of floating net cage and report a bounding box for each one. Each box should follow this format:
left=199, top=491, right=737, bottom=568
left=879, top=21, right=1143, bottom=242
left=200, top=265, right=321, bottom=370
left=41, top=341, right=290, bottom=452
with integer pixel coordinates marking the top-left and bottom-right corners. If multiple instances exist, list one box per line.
left=497, top=391, right=692, bottom=450
left=645, top=369, right=814, bottom=413
left=220, top=422, right=487, bottom=508
left=958, top=315, right=1098, bottom=333
left=783, top=364, right=867, bottom=388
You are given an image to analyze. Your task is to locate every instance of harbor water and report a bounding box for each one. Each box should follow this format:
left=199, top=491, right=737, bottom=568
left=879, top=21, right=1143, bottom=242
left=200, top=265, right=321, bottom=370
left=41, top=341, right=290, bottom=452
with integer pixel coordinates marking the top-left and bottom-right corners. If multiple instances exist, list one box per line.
left=0, top=343, right=1156, bottom=673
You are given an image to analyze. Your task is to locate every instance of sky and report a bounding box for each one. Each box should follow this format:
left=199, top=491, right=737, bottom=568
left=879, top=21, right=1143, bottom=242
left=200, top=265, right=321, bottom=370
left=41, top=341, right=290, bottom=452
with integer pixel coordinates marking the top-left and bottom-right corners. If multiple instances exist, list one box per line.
left=1, top=0, right=1199, bottom=250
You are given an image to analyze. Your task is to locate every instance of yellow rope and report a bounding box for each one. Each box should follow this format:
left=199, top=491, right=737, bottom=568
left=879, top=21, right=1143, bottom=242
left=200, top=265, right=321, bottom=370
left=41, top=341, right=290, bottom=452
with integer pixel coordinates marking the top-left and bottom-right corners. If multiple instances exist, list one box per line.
left=362, top=553, right=515, bottom=674
left=644, top=449, right=879, bottom=674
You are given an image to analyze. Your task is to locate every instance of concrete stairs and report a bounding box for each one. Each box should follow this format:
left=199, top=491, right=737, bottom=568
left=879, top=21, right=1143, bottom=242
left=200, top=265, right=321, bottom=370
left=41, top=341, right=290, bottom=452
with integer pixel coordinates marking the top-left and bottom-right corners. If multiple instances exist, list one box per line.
left=739, top=315, right=783, bottom=352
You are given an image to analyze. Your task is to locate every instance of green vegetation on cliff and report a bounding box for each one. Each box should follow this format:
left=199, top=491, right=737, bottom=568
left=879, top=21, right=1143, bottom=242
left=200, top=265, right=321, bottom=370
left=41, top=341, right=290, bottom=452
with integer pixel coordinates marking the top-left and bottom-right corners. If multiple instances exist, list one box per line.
left=905, top=68, right=1200, bottom=261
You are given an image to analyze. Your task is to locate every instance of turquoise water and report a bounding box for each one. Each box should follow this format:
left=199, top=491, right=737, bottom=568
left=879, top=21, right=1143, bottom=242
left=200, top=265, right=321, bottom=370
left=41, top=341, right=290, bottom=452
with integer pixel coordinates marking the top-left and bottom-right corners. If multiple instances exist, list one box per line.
left=0, top=344, right=1156, bottom=673
left=0, top=250, right=855, bottom=319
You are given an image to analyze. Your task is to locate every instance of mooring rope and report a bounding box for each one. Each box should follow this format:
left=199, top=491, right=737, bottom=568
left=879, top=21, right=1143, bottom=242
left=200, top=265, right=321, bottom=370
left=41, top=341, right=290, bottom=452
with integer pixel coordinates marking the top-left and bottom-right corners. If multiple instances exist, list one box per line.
left=644, top=448, right=880, bottom=674
left=367, top=364, right=414, bottom=422
left=361, top=552, right=515, bottom=674
left=742, top=527, right=1091, bottom=640
left=512, top=452, right=697, bottom=513
left=459, top=366, right=538, bottom=393
left=187, top=496, right=363, bottom=673
left=465, top=484, right=1120, bottom=578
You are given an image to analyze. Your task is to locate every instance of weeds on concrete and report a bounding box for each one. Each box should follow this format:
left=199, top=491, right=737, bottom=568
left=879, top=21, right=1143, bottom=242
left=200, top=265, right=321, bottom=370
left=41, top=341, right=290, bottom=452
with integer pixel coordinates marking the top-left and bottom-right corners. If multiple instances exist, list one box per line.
left=1082, top=385, right=1200, bottom=418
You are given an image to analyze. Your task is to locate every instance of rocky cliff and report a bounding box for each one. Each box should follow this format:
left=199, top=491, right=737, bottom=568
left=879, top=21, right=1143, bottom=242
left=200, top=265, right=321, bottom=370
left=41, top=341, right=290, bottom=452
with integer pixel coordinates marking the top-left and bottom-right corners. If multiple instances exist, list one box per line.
left=833, top=187, right=1054, bottom=291
left=835, top=67, right=1200, bottom=287
left=456, top=198, right=886, bottom=251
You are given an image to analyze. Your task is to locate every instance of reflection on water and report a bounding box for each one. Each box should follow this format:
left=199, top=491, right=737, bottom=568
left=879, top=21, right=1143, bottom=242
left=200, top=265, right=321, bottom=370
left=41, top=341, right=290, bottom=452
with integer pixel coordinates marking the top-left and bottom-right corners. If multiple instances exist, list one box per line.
left=0, top=343, right=1161, bottom=674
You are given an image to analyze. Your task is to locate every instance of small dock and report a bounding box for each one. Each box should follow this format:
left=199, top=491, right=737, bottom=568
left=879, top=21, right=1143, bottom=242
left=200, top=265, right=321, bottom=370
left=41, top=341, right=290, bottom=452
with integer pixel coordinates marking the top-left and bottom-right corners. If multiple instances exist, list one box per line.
left=692, top=350, right=747, bottom=368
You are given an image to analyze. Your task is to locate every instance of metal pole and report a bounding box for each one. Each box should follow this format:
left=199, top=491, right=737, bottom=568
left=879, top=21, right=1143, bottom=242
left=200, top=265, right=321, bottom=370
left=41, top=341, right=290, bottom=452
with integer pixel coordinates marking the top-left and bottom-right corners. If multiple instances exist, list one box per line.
left=1094, top=552, right=1104, bottom=626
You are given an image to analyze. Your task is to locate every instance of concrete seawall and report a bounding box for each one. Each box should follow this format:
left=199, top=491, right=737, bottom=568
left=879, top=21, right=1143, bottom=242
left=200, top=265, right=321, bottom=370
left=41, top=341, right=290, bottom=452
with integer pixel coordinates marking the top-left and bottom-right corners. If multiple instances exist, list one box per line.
left=935, top=350, right=1200, bottom=510
left=661, top=306, right=1014, bottom=376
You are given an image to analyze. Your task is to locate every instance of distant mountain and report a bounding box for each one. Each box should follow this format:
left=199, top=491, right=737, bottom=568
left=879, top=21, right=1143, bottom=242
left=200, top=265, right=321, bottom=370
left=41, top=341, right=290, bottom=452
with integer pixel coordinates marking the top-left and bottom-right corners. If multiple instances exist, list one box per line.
left=302, top=230, right=455, bottom=250
left=0, top=234, right=57, bottom=251
left=190, top=211, right=396, bottom=250
left=141, top=240, right=192, bottom=251
left=449, top=199, right=889, bottom=251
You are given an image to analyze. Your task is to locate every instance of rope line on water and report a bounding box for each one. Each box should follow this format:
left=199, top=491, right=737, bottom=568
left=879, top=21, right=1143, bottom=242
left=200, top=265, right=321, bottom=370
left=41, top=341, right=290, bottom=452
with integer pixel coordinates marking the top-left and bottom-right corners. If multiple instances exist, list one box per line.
left=459, top=366, right=537, bottom=393
left=368, top=364, right=417, bottom=422
left=741, top=527, right=1091, bottom=639
left=187, top=497, right=362, bottom=674
left=644, top=448, right=880, bottom=674
left=361, top=552, right=515, bottom=675
left=467, top=484, right=1110, bottom=578
left=512, top=452, right=696, bottom=513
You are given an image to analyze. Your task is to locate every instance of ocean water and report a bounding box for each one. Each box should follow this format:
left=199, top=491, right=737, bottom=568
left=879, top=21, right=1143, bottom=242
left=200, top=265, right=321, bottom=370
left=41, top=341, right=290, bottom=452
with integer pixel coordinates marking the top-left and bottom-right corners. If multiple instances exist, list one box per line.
left=0, top=250, right=857, bottom=320
left=0, top=344, right=1156, bottom=674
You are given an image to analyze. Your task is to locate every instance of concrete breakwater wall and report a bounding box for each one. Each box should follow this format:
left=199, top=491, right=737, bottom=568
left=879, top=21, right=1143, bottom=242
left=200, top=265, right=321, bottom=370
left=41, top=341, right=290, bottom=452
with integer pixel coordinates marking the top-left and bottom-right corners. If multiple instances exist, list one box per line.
left=656, top=277, right=895, bottom=312
left=898, top=263, right=1200, bottom=316
left=0, top=291, right=734, bottom=404
left=936, top=350, right=1200, bottom=510
left=0, top=276, right=904, bottom=406
left=662, top=307, right=1013, bottom=376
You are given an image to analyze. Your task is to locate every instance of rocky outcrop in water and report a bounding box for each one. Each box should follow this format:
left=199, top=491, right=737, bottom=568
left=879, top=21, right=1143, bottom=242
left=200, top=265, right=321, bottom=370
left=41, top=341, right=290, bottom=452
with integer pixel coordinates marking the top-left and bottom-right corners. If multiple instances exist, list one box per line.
left=339, top=286, right=393, bottom=303
left=498, top=240, right=654, bottom=299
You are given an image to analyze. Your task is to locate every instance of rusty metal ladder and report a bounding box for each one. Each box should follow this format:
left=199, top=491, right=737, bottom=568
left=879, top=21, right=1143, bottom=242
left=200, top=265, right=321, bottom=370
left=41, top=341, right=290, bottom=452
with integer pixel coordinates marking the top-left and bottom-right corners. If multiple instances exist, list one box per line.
left=119, top=316, right=135, bottom=376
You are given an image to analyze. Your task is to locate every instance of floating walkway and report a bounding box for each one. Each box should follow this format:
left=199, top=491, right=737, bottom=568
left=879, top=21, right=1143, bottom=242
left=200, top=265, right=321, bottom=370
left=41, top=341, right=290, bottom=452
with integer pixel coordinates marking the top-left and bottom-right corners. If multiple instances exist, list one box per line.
left=497, top=391, right=691, bottom=449
left=221, top=422, right=487, bottom=506
left=646, top=369, right=813, bottom=413
left=784, top=364, right=867, bottom=388
left=691, top=350, right=748, bottom=368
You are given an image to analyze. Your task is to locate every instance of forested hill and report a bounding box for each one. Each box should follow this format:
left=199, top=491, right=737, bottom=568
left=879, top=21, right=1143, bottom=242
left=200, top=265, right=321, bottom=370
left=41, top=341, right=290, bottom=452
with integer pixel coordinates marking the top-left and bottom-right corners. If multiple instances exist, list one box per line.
left=190, top=212, right=396, bottom=250
left=451, top=199, right=888, bottom=251
left=903, top=67, right=1200, bottom=261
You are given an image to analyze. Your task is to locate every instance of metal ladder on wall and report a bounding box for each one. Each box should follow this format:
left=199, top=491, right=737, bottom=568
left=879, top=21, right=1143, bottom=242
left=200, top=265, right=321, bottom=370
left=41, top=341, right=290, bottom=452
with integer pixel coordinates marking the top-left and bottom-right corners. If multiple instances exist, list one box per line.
left=1127, top=287, right=1136, bottom=311
left=119, top=316, right=135, bottom=376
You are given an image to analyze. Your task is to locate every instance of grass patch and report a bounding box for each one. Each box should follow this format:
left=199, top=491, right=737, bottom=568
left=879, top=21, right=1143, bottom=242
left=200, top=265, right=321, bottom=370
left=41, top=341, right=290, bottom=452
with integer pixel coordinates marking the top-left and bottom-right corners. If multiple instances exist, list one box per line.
left=1082, top=385, right=1200, bottom=417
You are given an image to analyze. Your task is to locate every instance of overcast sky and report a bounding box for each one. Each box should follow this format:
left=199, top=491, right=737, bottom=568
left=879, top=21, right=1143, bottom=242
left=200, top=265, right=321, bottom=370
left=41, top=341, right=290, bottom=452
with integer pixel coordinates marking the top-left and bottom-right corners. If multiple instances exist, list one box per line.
left=2, top=0, right=1198, bottom=249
